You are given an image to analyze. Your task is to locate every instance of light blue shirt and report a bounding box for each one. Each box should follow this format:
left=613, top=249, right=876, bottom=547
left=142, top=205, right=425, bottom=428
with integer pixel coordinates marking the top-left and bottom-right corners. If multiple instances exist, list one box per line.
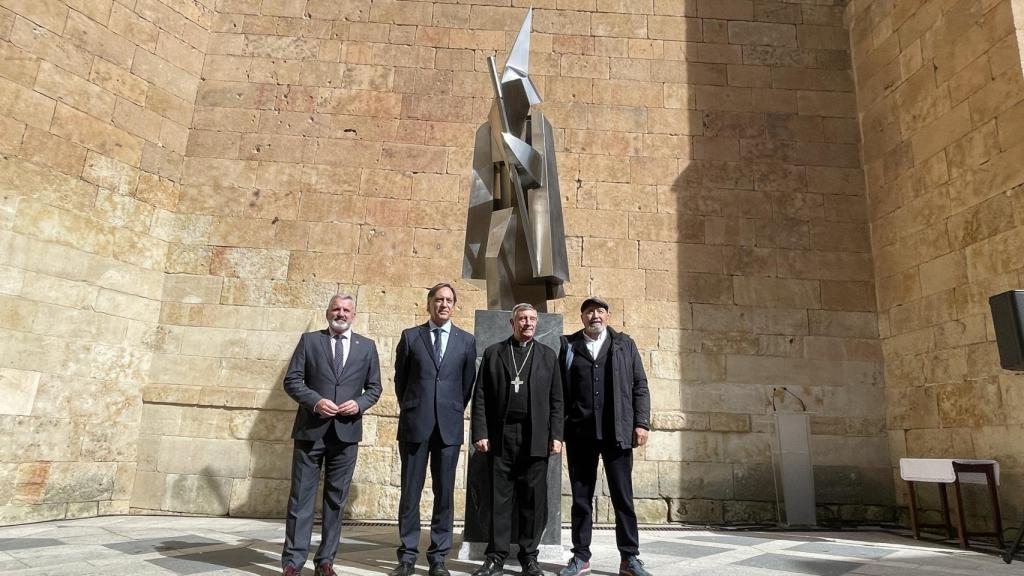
left=428, top=319, right=451, bottom=360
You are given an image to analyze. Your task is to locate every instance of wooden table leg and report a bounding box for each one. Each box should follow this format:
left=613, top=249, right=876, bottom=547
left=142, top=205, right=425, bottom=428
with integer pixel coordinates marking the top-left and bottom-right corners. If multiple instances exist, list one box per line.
left=954, top=477, right=969, bottom=549
left=907, top=480, right=920, bottom=539
left=1005, top=516, right=1024, bottom=563
left=985, top=465, right=1005, bottom=548
left=939, top=483, right=952, bottom=540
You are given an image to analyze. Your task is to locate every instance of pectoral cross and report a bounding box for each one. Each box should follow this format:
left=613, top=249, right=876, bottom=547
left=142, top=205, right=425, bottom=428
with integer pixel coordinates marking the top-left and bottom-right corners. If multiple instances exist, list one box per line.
left=511, top=376, right=523, bottom=393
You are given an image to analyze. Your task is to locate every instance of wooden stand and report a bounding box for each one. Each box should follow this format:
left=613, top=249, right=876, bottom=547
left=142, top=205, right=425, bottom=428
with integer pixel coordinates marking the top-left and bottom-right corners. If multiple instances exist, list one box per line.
left=901, top=458, right=1003, bottom=550
left=952, top=461, right=1003, bottom=549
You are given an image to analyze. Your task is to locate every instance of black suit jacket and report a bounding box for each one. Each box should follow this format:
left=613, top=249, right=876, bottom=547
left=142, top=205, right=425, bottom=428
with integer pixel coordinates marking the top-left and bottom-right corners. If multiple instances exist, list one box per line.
left=284, top=329, right=382, bottom=443
left=394, top=323, right=477, bottom=445
left=559, top=327, right=651, bottom=448
left=471, top=337, right=564, bottom=458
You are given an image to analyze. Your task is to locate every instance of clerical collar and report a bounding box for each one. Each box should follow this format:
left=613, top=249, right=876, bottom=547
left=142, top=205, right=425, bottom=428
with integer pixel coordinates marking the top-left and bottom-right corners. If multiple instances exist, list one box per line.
left=511, top=337, right=532, bottom=348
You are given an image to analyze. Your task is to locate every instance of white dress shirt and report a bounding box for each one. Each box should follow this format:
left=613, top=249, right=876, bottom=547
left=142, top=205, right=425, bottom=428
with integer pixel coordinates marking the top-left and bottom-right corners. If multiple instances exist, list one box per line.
left=428, top=319, right=451, bottom=360
left=330, top=327, right=352, bottom=367
left=583, top=328, right=608, bottom=359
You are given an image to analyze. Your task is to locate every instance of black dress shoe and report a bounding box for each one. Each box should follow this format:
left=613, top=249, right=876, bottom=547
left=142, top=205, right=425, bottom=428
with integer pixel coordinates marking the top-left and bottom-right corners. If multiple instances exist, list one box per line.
left=429, top=561, right=452, bottom=576
left=390, top=561, right=416, bottom=576
left=522, top=559, right=544, bottom=576
left=472, top=558, right=504, bottom=576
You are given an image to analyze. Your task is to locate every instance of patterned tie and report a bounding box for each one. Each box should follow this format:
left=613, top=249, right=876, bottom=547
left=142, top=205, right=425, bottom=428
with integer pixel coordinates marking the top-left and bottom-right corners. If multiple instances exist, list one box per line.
left=433, top=328, right=443, bottom=363
left=334, top=334, right=346, bottom=375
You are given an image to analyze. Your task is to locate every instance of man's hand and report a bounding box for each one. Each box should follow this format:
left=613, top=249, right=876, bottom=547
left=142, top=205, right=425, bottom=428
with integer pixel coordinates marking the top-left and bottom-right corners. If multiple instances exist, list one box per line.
left=474, top=439, right=490, bottom=453
left=336, top=399, right=360, bottom=416
left=633, top=427, right=649, bottom=447
left=314, top=398, right=339, bottom=418
left=550, top=440, right=562, bottom=455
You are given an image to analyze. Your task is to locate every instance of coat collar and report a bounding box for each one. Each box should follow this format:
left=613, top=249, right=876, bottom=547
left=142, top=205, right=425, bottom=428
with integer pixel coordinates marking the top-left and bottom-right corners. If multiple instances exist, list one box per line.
left=319, top=329, right=333, bottom=369
left=498, top=335, right=536, bottom=376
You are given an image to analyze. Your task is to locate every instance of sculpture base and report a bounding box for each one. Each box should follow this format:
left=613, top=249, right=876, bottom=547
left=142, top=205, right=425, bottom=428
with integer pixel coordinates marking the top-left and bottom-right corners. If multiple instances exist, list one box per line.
left=462, top=310, right=564, bottom=555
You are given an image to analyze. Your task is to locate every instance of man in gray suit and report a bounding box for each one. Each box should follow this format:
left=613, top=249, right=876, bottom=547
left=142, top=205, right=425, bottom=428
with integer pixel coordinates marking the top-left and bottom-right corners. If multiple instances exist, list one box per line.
left=391, top=283, right=477, bottom=576
left=281, top=293, right=382, bottom=576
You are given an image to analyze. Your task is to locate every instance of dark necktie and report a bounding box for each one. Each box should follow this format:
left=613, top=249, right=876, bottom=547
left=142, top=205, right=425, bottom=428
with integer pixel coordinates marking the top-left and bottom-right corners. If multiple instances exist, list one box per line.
left=433, top=328, right=443, bottom=363
left=334, top=334, right=346, bottom=375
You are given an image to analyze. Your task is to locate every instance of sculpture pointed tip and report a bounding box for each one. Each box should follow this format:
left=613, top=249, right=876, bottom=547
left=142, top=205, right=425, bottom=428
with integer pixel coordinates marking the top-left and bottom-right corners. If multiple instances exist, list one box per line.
left=503, top=8, right=533, bottom=82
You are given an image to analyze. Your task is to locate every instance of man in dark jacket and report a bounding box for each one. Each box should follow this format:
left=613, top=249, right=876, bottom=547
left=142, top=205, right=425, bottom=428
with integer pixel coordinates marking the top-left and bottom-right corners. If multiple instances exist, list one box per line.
left=281, top=293, right=382, bottom=576
left=391, top=283, right=477, bottom=576
left=557, top=297, right=651, bottom=576
left=471, top=303, right=564, bottom=576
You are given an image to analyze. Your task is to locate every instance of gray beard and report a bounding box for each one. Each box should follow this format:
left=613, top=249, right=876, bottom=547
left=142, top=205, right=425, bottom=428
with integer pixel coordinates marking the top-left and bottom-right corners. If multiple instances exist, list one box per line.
left=584, top=324, right=605, bottom=336
left=329, top=318, right=350, bottom=332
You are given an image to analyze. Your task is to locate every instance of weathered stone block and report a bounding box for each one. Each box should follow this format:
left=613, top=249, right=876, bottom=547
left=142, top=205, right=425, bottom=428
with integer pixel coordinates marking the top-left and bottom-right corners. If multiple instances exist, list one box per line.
left=156, top=437, right=251, bottom=478
left=39, top=462, right=118, bottom=503
left=160, top=473, right=232, bottom=515
left=0, top=367, right=39, bottom=416
left=669, top=497, right=723, bottom=522
left=229, top=477, right=289, bottom=517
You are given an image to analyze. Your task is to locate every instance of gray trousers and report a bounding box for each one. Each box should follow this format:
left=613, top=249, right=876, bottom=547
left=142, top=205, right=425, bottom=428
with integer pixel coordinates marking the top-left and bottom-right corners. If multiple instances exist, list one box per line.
left=282, top=434, right=359, bottom=569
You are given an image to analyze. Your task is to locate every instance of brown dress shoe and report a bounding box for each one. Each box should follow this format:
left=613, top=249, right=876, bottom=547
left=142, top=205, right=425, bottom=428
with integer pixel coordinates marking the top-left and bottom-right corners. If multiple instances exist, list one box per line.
left=314, top=561, right=337, bottom=576
left=282, top=565, right=299, bottom=576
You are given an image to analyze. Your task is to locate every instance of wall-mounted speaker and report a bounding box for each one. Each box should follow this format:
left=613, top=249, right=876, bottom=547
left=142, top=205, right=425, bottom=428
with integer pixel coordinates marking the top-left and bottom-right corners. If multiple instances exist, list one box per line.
left=989, top=290, right=1024, bottom=371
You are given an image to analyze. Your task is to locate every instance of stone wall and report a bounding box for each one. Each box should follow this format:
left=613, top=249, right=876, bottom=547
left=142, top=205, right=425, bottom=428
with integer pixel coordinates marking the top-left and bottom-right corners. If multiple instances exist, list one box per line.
left=0, top=0, right=208, bottom=523
left=166, top=0, right=888, bottom=525
left=2, top=0, right=895, bottom=527
left=848, top=0, right=1024, bottom=529
left=651, top=0, right=888, bottom=524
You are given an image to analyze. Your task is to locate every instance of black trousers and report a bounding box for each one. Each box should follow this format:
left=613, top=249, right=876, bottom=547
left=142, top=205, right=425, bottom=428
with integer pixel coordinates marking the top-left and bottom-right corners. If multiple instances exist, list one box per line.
left=487, top=421, right=548, bottom=566
left=282, top=430, right=359, bottom=569
left=396, top=426, right=461, bottom=563
left=566, top=437, right=639, bottom=561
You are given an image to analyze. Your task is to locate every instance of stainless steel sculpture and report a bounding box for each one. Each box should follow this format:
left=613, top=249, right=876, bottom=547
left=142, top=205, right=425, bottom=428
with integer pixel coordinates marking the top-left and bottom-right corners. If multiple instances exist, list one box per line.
left=463, top=9, right=569, bottom=312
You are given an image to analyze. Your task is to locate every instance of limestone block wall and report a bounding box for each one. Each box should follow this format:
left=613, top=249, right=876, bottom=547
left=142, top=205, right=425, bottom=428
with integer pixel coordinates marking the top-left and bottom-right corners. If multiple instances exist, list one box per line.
left=848, top=0, right=1024, bottom=528
left=645, top=0, right=888, bottom=524
left=136, top=0, right=887, bottom=525
left=2, top=0, right=892, bottom=527
left=0, top=0, right=209, bottom=523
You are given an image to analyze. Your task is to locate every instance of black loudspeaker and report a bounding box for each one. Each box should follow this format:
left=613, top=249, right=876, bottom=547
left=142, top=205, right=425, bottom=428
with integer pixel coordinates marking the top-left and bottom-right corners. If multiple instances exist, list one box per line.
left=989, top=290, right=1024, bottom=371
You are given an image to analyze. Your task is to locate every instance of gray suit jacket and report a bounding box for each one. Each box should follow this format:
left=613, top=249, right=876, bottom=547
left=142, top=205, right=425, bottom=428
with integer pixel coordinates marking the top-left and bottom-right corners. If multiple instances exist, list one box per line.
left=284, top=329, right=382, bottom=443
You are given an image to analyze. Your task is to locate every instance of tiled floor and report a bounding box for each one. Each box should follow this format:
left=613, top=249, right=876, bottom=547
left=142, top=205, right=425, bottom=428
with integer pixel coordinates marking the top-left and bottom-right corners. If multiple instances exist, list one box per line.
left=0, top=516, right=1018, bottom=576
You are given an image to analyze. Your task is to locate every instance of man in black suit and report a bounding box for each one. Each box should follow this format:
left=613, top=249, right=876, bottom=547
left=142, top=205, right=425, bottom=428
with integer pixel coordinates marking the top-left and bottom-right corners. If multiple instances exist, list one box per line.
left=471, top=303, right=564, bottom=576
left=281, top=293, right=382, bottom=576
left=391, top=283, right=477, bottom=576
left=557, top=297, right=651, bottom=576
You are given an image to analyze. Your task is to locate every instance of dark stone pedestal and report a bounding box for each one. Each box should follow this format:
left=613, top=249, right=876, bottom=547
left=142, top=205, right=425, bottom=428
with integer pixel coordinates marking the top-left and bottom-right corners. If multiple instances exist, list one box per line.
left=458, top=310, right=566, bottom=562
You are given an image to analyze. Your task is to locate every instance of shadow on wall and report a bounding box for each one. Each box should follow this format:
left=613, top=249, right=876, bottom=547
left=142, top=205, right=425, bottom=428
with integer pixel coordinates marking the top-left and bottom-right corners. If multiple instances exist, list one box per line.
left=230, top=310, right=401, bottom=523
left=166, top=468, right=232, bottom=517
left=228, top=358, right=295, bottom=519
left=666, top=108, right=893, bottom=525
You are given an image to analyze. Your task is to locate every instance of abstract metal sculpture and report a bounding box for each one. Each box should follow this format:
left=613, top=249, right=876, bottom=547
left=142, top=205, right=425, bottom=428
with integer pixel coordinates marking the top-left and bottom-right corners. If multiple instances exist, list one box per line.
left=462, top=9, right=569, bottom=312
